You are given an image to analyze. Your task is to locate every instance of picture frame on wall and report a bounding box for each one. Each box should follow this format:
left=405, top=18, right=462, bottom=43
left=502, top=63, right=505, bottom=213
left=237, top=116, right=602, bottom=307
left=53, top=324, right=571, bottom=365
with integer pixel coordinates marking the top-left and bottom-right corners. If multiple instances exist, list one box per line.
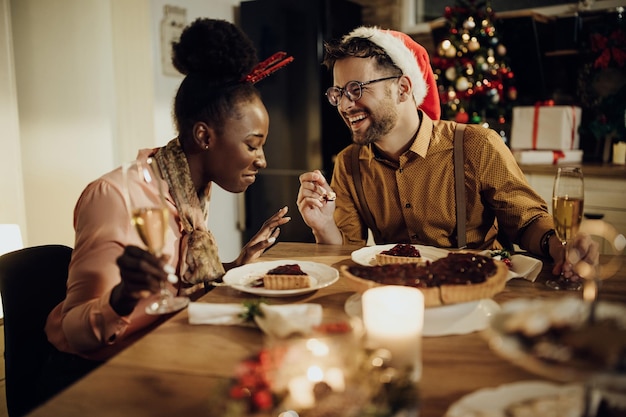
left=401, top=0, right=432, bottom=34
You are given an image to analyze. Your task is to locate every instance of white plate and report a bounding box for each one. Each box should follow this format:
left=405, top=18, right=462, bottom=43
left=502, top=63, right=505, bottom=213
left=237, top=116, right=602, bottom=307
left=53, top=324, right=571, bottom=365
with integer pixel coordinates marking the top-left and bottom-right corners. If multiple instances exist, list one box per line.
left=351, top=244, right=450, bottom=266
left=222, top=260, right=339, bottom=297
left=444, top=380, right=584, bottom=417
left=344, top=294, right=500, bottom=337
left=484, top=297, right=626, bottom=382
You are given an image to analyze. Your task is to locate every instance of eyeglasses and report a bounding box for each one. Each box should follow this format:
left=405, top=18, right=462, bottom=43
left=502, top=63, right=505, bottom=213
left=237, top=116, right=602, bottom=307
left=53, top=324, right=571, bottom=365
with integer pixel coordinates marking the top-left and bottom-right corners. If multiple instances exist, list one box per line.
left=325, top=76, right=401, bottom=106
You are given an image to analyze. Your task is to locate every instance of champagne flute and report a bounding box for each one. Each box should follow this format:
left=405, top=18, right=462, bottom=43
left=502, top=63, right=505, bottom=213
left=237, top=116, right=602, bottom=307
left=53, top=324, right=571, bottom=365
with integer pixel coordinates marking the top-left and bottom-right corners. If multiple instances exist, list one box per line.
left=546, top=166, right=584, bottom=290
left=124, top=158, right=189, bottom=315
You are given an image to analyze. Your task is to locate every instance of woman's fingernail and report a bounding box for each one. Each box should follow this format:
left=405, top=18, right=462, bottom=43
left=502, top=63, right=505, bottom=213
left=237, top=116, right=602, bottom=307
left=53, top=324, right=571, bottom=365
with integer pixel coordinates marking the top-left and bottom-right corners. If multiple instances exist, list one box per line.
left=164, top=264, right=175, bottom=274
left=167, top=273, right=179, bottom=284
left=267, top=237, right=276, bottom=244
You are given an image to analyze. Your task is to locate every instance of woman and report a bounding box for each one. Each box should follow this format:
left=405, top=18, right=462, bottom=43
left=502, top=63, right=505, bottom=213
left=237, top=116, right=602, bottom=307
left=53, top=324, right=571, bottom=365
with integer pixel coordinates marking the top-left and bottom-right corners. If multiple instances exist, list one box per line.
left=40, top=18, right=292, bottom=399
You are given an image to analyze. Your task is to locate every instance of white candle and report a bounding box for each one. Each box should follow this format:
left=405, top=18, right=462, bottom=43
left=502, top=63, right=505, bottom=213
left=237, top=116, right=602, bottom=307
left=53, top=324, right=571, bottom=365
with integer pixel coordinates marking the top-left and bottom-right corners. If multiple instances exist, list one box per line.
left=362, top=286, right=424, bottom=381
left=288, top=375, right=315, bottom=409
left=613, top=142, right=626, bottom=165
left=325, top=367, right=346, bottom=392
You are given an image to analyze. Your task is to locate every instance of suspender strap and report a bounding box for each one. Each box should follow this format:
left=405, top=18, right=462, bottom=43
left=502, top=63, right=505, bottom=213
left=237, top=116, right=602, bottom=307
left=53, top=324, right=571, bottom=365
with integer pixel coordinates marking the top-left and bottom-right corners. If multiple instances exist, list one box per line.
left=351, top=145, right=382, bottom=243
left=454, top=123, right=467, bottom=248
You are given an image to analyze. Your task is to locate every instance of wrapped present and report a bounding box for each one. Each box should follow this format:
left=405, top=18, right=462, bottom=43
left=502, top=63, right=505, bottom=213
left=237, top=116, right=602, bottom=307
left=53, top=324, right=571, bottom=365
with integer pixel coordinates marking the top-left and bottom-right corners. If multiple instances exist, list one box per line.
left=512, top=149, right=583, bottom=165
left=511, top=103, right=582, bottom=150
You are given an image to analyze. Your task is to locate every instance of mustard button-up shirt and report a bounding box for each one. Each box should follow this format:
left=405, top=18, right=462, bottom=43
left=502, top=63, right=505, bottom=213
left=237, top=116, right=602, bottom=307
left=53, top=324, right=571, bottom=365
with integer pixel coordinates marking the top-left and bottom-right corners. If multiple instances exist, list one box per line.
left=331, top=112, right=554, bottom=256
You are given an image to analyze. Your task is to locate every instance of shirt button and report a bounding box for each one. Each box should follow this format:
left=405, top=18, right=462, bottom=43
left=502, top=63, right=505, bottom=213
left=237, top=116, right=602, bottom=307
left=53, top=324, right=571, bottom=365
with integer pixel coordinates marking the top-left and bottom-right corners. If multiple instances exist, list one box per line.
left=398, top=168, right=403, bottom=173
left=405, top=203, right=411, bottom=208
left=411, top=234, right=418, bottom=239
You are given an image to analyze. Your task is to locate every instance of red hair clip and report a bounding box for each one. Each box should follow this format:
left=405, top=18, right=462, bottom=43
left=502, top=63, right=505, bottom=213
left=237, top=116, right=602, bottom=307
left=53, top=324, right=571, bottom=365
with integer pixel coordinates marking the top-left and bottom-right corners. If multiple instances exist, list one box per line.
left=243, top=51, right=294, bottom=84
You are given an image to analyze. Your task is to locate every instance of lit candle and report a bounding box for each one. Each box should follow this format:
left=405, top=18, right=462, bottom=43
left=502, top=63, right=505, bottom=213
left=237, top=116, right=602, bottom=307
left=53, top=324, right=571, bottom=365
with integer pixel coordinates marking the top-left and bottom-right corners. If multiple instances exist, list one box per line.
left=613, top=142, right=626, bottom=165
left=288, top=375, right=315, bottom=409
left=324, top=367, right=345, bottom=392
left=362, top=286, right=424, bottom=381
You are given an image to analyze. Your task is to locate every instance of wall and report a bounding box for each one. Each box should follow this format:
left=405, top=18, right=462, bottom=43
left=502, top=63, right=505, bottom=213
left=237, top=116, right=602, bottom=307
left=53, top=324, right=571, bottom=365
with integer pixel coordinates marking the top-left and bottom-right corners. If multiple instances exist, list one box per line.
left=2, top=0, right=243, bottom=261
left=10, top=0, right=118, bottom=249
left=0, top=0, right=26, bottom=237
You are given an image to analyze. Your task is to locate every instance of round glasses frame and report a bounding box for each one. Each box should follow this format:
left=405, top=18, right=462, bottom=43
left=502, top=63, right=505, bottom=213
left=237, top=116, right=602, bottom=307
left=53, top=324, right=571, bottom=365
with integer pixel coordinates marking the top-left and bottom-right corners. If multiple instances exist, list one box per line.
left=325, top=76, right=401, bottom=106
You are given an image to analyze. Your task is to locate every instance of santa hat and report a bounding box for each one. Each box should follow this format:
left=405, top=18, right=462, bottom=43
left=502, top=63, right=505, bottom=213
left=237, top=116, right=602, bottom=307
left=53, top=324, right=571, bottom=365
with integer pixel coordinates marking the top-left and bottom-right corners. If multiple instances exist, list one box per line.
left=342, top=26, right=441, bottom=120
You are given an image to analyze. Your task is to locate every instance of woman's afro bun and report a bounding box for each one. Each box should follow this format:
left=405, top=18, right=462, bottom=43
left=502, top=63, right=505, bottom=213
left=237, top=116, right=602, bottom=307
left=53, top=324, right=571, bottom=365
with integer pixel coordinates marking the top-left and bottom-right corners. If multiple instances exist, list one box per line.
left=171, top=18, right=258, bottom=81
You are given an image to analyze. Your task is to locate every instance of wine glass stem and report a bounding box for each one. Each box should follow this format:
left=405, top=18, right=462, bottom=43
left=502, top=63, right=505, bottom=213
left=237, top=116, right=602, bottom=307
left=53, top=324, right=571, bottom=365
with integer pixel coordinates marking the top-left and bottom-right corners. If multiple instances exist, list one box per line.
left=560, top=239, right=568, bottom=276
left=158, top=281, right=172, bottom=303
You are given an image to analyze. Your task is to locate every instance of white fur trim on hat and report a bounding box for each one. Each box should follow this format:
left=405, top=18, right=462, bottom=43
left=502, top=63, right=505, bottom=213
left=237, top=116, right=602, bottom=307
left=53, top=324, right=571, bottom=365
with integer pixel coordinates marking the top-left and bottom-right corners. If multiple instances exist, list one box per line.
left=342, top=26, right=428, bottom=108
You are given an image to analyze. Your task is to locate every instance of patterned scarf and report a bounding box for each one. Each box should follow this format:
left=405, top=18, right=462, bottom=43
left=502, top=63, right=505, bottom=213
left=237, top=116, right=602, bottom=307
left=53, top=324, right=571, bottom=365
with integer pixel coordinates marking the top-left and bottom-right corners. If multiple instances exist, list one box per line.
left=154, top=138, right=225, bottom=285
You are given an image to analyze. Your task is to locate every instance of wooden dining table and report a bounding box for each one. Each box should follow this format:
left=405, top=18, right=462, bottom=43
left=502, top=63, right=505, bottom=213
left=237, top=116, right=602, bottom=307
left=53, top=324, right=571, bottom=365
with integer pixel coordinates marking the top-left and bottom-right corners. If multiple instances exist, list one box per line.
left=27, top=242, right=626, bottom=417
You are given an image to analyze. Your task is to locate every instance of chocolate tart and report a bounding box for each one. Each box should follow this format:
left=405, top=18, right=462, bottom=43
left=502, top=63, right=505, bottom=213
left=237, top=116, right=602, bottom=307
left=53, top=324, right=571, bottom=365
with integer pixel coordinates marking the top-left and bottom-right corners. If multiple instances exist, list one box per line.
left=341, top=252, right=508, bottom=307
left=263, top=264, right=311, bottom=290
left=375, top=243, right=428, bottom=266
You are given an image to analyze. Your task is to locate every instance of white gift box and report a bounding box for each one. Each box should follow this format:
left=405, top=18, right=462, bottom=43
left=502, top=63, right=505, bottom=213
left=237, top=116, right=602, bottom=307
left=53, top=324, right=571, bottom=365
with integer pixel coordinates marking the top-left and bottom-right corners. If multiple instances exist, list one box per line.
left=512, top=149, right=583, bottom=165
left=511, top=105, right=582, bottom=150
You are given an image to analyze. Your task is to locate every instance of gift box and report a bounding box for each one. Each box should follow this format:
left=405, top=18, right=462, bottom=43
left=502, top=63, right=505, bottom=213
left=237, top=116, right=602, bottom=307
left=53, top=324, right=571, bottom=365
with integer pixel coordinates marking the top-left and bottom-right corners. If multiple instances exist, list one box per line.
left=512, top=149, right=583, bottom=165
left=510, top=104, right=582, bottom=150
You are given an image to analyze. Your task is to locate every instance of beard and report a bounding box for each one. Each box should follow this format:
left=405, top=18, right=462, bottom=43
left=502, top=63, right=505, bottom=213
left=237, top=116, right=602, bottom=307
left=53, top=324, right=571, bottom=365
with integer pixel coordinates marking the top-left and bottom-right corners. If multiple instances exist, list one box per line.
left=349, top=93, right=398, bottom=146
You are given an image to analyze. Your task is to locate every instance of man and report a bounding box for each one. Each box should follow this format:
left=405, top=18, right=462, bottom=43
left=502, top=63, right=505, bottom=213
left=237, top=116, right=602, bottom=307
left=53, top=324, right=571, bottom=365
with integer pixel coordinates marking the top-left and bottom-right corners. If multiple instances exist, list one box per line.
left=296, top=26, right=596, bottom=284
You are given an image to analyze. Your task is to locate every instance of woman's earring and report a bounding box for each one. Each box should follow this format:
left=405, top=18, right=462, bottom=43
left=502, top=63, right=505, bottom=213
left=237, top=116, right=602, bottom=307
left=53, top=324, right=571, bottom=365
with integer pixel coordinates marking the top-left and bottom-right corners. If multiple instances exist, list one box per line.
left=204, top=144, right=209, bottom=150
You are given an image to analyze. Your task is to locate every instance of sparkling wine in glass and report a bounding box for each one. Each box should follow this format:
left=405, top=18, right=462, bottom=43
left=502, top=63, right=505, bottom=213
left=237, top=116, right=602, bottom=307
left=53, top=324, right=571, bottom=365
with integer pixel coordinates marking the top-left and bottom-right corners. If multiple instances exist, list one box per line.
left=124, top=158, right=189, bottom=315
left=546, top=166, right=584, bottom=290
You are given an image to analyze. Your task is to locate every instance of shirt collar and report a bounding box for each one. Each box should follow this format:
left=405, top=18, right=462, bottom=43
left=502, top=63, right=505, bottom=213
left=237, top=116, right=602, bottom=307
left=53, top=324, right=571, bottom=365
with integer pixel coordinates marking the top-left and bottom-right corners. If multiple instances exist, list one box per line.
left=409, top=110, right=434, bottom=158
left=363, top=110, right=435, bottom=162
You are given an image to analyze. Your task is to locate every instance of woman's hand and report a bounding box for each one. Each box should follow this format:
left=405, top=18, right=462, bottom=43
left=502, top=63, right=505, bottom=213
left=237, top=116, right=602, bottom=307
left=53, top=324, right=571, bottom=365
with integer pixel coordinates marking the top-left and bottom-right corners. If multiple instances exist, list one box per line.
left=229, top=206, right=291, bottom=269
left=111, top=245, right=174, bottom=315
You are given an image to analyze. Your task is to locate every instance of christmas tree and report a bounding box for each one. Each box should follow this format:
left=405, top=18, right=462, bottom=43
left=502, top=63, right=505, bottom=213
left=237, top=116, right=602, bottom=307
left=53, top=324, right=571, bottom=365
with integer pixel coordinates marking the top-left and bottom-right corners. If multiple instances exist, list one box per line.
left=431, top=0, right=516, bottom=136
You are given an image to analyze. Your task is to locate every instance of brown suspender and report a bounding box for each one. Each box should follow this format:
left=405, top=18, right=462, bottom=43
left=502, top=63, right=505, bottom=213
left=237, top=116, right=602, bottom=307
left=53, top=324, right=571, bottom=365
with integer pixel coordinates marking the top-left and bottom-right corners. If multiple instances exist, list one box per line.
left=453, top=123, right=467, bottom=248
left=351, top=145, right=382, bottom=243
left=351, top=124, right=467, bottom=248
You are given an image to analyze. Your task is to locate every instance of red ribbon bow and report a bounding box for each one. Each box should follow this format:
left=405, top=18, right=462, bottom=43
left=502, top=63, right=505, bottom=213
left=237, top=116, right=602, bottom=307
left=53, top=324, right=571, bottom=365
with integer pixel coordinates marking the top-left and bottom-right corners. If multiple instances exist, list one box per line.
left=552, top=150, right=565, bottom=165
left=243, top=52, right=294, bottom=84
left=532, top=100, right=554, bottom=150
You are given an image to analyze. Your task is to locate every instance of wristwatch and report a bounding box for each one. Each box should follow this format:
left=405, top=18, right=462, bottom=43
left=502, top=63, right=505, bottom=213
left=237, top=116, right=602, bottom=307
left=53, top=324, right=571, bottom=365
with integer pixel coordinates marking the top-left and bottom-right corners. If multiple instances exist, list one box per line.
left=541, top=229, right=556, bottom=259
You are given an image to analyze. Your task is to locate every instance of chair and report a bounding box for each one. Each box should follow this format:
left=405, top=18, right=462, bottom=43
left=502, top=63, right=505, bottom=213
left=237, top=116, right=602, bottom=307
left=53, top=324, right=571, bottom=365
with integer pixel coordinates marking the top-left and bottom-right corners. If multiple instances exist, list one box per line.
left=0, top=245, right=72, bottom=417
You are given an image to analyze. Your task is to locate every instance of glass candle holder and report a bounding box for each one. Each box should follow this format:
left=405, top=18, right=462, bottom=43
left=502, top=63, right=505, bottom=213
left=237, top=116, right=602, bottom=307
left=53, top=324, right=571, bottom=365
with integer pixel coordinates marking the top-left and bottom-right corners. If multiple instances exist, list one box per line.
left=264, top=312, right=366, bottom=413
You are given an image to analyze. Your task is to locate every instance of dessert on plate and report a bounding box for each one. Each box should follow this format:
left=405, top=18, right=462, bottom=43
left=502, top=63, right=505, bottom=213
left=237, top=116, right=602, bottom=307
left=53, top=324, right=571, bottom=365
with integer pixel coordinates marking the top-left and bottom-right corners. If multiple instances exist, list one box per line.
left=498, top=297, right=626, bottom=371
left=262, top=264, right=311, bottom=290
left=375, top=243, right=428, bottom=265
left=341, top=252, right=508, bottom=307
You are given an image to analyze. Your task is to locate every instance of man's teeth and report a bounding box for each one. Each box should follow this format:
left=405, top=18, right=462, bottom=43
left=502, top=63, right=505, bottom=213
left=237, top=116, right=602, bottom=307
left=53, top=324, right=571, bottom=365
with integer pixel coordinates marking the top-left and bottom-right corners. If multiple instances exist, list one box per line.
left=348, top=114, right=366, bottom=124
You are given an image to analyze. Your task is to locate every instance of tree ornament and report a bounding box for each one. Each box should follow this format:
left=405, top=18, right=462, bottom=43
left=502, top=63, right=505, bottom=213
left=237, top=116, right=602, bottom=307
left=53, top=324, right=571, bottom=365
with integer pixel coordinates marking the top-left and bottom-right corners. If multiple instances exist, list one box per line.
left=456, top=76, right=470, bottom=91
left=445, top=45, right=457, bottom=58
left=497, top=44, right=507, bottom=56
left=463, top=17, right=476, bottom=30
left=507, top=86, right=518, bottom=101
left=445, top=67, right=457, bottom=81
left=470, top=112, right=482, bottom=123
left=468, top=37, right=480, bottom=52
left=455, top=109, right=470, bottom=123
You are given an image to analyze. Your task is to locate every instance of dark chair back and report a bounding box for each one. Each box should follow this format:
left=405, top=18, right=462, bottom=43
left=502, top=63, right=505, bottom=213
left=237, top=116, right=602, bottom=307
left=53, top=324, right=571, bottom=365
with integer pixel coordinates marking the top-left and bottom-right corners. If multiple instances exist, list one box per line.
left=0, top=244, right=72, bottom=417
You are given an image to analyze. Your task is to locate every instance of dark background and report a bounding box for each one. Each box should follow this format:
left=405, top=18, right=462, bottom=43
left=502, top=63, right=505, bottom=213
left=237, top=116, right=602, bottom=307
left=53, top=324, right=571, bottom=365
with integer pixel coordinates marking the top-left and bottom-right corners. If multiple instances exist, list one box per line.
left=423, top=0, right=578, bottom=21
left=238, top=0, right=362, bottom=243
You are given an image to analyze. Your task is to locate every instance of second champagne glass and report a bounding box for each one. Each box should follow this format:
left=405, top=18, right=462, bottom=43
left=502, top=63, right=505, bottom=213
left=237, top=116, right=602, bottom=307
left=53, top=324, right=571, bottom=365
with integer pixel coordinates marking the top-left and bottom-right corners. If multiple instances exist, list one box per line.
left=546, top=166, right=584, bottom=291
left=124, top=158, right=189, bottom=315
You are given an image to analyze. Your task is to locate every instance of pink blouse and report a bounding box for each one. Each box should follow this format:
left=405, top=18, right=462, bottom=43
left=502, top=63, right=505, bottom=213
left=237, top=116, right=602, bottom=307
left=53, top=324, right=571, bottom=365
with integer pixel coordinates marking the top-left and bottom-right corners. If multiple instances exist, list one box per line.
left=46, top=149, right=185, bottom=361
